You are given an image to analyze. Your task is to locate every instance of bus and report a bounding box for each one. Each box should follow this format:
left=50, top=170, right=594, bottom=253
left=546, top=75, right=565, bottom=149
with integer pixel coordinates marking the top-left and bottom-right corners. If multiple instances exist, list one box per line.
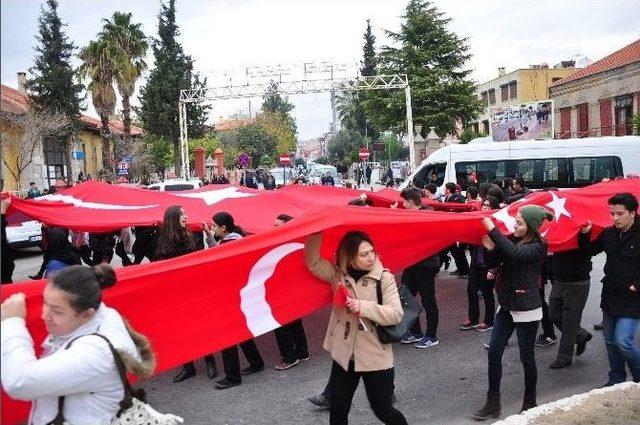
left=400, top=136, right=640, bottom=192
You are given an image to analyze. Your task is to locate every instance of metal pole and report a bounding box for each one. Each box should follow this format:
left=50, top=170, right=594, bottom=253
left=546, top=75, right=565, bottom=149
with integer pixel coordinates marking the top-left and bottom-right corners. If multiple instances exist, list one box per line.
left=179, top=102, right=190, bottom=180
left=405, top=85, right=414, bottom=170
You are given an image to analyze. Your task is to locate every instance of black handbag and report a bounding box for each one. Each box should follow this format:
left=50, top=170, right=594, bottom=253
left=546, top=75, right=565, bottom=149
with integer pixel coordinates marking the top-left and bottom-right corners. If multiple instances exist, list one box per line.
left=374, top=276, right=421, bottom=344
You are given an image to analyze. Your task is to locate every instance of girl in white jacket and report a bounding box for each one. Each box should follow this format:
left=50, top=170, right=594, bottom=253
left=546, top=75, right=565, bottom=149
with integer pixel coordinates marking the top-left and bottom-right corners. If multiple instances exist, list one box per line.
left=1, top=264, right=155, bottom=425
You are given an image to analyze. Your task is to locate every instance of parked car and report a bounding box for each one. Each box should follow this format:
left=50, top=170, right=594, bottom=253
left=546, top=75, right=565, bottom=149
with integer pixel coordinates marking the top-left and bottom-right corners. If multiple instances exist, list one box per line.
left=5, top=220, right=42, bottom=249
left=146, top=179, right=203, bottom=191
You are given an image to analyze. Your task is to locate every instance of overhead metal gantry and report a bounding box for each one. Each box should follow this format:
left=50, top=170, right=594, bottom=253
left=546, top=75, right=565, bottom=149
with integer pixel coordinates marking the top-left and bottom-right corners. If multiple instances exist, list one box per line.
left=178, top=74, right=414, bottom=178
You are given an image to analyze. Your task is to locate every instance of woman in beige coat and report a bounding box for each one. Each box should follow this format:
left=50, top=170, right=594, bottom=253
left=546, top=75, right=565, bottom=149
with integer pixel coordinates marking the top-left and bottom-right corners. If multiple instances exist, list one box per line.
left=305, top=231, right=408, bottom=425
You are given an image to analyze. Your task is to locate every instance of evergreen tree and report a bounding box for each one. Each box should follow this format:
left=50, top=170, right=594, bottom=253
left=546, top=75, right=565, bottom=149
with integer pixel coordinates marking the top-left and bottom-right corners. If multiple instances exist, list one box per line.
left=337, top=20, right=378, bottom=140
left=360, top=19, right=376, bottom=77
left=26, top=0, right=84, bottom=182
left=138, top=0, right=209, bottom=175
left=364, top=0, right=482, bottom=138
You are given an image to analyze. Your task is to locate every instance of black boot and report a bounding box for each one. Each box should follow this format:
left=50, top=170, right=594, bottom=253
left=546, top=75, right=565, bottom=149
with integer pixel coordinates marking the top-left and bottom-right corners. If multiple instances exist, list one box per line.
left=172, top=362, right=196, bottom=383
left=204, top=355, right=217, bottom=379
left=520, top=392, right=537, bottom=412
left=471, top=392, right=501, bottom=421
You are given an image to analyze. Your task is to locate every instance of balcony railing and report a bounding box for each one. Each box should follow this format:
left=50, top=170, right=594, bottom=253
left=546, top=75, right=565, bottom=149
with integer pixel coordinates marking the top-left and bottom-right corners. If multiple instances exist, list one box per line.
left=555, top=124, right=637, bottom=139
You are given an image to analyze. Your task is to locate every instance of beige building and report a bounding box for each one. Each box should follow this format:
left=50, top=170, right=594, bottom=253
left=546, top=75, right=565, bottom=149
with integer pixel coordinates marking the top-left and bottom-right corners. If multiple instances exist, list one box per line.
left=549, top=39, right=640, bottom=139
left=1, top=77, right=143, bottom=193
left=470, top=64, right=578, bottom=134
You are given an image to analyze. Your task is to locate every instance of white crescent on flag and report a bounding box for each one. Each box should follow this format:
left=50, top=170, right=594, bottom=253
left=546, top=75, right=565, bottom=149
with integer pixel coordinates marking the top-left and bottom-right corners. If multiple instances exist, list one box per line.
left=240, top=243, right=304, bottom=336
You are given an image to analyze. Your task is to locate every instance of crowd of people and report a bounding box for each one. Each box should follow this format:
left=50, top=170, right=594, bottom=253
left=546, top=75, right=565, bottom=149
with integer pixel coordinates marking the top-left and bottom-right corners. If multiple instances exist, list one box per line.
left=1, top=173, right=639, bottom=424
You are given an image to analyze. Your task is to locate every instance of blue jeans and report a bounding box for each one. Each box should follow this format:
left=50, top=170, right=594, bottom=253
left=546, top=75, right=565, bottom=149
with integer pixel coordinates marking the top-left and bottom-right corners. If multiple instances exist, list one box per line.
left=602, top=311, right=640, bottom=384
left=488, top=309, right=539, bottom=395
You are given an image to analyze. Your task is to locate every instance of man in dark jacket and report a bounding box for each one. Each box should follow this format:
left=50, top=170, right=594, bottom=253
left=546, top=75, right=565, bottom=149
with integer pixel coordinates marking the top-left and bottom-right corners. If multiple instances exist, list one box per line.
left=508, top=177, right=531, bottom=204
left=547, top=233, right=593, bottom=368
left=582, top=192, right=640, bottom=385
left=398, top=187, right=442, bottom=348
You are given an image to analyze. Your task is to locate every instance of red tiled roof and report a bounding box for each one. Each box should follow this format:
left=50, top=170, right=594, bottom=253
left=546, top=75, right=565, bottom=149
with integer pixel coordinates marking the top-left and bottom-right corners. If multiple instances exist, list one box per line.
left=550, top=38, right=640, bottom=87
left=1, top=83, right=143, bottom=136
left=214, top=118, right=253, bottom=131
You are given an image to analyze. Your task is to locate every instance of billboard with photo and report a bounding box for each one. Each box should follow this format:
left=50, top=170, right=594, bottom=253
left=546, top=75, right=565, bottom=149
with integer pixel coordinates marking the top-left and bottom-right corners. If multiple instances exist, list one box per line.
left=489, top=100, right=554, bottom=142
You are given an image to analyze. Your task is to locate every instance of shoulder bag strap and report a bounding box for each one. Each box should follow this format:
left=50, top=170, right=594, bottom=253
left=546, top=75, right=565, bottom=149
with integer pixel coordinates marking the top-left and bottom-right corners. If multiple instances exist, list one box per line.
left=374, top=269, right=391, bottom=306
left=48, top=333, right=134, bottom=424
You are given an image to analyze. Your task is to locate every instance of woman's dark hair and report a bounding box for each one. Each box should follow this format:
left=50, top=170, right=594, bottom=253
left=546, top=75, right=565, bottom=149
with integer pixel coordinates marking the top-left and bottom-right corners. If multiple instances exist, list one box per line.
left=213, top=211, right=243, bottom=236
left=478, top=182, right=491, bottom=199
left=483, top=195, right=500, bottom=210
left=276, top=214, right=293, bottom=222
left=348, top=198, right=367, bottom=206
left=608, top=192, right=639, bottom=213
left=487, top=185, right=505, bottom=204
left=51, top=264, right=116, bottom=312
left=156, top=205, right=194, bottom=259
left=336, top=231, right=375, bottom=273
left=425, top=183, right=438, bottom=195
left=467, top=186, right=479, bottom=200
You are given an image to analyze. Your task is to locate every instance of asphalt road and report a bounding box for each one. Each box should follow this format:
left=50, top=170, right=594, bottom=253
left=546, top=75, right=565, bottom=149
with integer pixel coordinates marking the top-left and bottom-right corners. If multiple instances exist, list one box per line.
left=9, top=251, right=638, bottom=424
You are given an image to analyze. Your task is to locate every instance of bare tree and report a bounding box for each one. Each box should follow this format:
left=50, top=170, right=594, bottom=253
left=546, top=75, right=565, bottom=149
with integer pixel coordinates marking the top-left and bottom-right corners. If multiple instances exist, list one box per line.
left=127, top=137, right=155, bottom=183
left=1, top=110, right=71, bottom=191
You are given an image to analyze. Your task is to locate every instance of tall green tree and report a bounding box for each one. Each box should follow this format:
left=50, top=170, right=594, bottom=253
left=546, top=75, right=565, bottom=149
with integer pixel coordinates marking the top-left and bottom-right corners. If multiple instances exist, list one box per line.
left=364, top=0, right=482, bottom=138
left=336, top=20, right=378, bottom=139
left=26, top=0, right=84, bottom=182
left=236, top=123, right=277, bottom=167
left=262, top=81, right=297, bottom=136
left=327, top=129, right=367, bottom=168
left=138, top=0, right=209, bottom=175
left=78, top=39, right=118, bottom=170
left=361, top=19, right=376, bottom=77
left=100, top=12, right=148, bottom=151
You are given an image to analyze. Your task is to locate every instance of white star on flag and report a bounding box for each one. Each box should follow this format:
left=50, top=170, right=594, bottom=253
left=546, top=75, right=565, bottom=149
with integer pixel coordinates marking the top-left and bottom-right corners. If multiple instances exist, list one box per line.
left=545, top=192, right=572, bottom=222
left=492, top=206, right=517, bottom=232
left=176, top=187, right=255, bottom=206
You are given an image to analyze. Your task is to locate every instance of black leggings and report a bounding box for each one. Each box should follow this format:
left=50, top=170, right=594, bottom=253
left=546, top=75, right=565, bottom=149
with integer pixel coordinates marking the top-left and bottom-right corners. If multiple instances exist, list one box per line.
left=329, top=361, right=407, bottom=425
left=488, top=309, right=539, bottom=395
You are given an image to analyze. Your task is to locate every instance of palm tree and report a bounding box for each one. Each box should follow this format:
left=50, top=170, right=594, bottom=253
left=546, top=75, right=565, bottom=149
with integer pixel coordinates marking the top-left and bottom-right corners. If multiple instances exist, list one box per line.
left=100, top=12, right=148, bottom=150
left=336, top=91, right=365, bottom=133
left=78, top=39, right=118, bottom=171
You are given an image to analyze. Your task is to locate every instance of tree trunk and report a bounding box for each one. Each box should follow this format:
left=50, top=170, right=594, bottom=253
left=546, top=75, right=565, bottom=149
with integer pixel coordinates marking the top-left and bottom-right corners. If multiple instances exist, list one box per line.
left=173, top=138, right=181, bottom=178
left=122, top=95, right=131, bottom=143
left=121, top=95, right=131, bottom=160
left=100, top=115, right=113, bottom=174
left=64, top=138, right=74, bottom=186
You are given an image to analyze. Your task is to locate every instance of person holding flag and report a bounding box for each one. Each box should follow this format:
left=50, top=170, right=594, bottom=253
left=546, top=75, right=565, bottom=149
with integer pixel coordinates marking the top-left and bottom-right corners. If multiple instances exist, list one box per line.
left=305, top=230, right=407, bottom=425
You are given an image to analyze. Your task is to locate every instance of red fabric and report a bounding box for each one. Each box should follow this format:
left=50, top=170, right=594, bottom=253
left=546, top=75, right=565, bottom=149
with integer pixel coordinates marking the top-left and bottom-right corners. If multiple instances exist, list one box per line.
left=2, top=179, right=639, bottom=423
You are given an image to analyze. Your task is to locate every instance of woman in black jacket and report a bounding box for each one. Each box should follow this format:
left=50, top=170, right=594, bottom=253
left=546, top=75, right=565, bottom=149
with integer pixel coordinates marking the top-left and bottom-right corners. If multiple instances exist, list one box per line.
left=155, top=205, right=218, bottom=383
left=472, top=205, right=552, bottom=420
left=203, top=212, right=265, bottom=390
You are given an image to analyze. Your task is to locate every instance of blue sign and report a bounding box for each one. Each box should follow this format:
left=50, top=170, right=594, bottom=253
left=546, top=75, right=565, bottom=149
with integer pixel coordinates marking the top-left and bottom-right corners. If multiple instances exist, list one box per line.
left=117, top=161, right=129, bottom=176
left=72, top=151, right=85, bottom=160
left=123, top=154, right=134, bottom=163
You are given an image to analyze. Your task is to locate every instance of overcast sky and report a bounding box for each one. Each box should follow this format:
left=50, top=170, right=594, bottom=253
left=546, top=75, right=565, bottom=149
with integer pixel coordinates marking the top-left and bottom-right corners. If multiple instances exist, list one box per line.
left=2, top=0, right=639, bottom=139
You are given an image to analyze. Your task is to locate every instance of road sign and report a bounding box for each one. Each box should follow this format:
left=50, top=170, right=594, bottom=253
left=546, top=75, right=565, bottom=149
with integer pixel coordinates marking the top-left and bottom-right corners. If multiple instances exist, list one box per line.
left=117, top=161, right=129, bottom=176
left=359, top=148, right=370, bottom=161
left=279, top=154, right=292, bottom=166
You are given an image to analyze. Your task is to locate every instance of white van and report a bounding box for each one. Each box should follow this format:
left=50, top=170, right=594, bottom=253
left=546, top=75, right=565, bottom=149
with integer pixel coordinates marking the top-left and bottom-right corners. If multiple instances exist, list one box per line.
left=146, top=179, right=203, bottom=191
left=400, top=136, right=640, bottom=191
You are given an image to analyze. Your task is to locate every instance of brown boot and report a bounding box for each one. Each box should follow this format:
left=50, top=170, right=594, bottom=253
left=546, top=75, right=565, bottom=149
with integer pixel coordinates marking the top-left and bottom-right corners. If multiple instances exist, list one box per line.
left=520, top=392, right=537, bottom=412
left=471, top=392, right=501, bottom=421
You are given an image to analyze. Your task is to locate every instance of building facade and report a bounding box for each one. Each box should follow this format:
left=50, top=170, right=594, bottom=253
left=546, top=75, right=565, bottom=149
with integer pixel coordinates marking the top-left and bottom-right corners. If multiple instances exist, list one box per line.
left=1, top=80, right=143, bottom=193
left=470, top=65, right=578, bottom=135
left=549, top=39, right=640, bottom=139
